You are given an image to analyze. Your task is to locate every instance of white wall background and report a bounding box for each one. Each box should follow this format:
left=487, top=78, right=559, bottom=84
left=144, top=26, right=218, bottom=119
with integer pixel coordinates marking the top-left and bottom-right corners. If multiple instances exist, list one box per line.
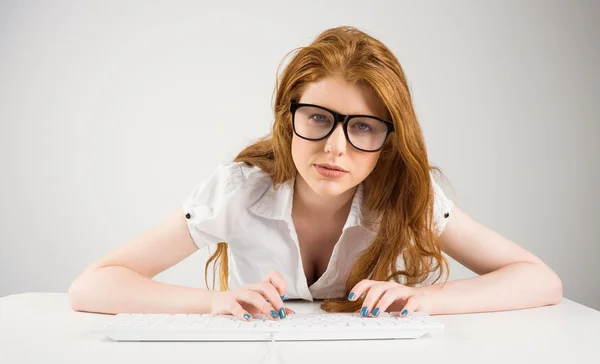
left=1, top=0, right=599, bottom=310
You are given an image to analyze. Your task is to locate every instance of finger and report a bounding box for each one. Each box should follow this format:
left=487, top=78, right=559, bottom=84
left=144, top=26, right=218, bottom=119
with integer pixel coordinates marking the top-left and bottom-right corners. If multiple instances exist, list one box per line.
left=397, top=295, right=420, bottom=317
left=264, top=270, right=287, bottom=299
left=248, top=281, right=286, bottom=318
left=236, top=290, right=280, bottom=321
left=360, top=282, right=398, bottom=317
left=229, top=300, right=253, bottom=321
left=347, top=279, right=376, bottom=301
left=239, top=303, right=262, bottom=315
left=373, top=286, right=408, bottom=316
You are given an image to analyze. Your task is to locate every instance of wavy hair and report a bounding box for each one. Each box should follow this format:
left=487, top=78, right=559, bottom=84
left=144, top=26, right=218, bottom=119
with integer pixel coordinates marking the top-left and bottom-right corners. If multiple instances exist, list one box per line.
left=204, top=26, right=449, bottom=312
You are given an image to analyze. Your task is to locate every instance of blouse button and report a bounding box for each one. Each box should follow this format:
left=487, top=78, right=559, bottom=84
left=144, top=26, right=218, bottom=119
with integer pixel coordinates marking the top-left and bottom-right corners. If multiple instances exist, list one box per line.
left=185, top=213, right=191, bottom=219
left=444, top=212, right=449, bottom=218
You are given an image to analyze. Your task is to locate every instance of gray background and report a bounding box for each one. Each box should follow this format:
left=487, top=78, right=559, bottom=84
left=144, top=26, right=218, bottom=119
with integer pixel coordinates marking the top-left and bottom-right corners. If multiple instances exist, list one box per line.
left=1, top=0, right=599, bottom=310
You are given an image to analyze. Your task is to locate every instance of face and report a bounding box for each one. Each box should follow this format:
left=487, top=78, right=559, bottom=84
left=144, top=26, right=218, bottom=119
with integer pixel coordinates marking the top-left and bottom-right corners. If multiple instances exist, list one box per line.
left=291, top=75, right=391, bottom=198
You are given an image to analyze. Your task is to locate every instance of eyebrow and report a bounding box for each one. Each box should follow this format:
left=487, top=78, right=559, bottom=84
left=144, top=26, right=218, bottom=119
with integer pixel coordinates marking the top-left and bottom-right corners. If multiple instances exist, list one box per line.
left=296, top=102, right=391, bottom=122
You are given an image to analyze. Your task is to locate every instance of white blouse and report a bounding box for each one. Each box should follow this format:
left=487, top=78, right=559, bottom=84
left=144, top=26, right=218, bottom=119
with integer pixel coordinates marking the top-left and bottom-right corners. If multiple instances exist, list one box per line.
left=182, top=162, right=454, bottom=301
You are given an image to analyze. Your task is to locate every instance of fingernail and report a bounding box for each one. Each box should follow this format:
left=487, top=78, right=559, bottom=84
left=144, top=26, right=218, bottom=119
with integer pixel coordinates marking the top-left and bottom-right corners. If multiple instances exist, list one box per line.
left=401, top=309, right=408, bottom=316
left=280, top=295, right=285, bottom=301
left=270, top=310, right=280, bottom=319
left=243, top=313, right=251, bottom=321
left=279, top=307, right=287, bottom=319
left=361, top=307, right=369, bottom=317
left=372, top=308, right=380, bottom=316
left=348, top=292, right=355, bottom=300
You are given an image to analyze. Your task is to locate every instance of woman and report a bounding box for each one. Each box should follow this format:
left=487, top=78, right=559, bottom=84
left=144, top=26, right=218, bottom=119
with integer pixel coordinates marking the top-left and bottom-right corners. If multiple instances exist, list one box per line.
left=68, top=26, right=562, bottom=322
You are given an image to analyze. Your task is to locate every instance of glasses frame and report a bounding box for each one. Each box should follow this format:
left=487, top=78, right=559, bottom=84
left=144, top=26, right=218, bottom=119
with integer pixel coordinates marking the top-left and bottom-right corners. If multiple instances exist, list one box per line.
left=289, top=102, right=395, bottom=152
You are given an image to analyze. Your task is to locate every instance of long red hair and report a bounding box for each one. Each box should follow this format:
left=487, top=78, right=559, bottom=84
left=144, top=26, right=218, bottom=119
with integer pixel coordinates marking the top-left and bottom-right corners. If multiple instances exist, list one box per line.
left=205, top=26, right=449, bottom=312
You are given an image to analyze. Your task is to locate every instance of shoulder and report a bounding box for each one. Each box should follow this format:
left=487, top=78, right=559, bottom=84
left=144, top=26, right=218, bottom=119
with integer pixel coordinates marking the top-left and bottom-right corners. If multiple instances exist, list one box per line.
left=184, top=161, right=272, bottom=208
left=182, top=161, right=274, bottom=247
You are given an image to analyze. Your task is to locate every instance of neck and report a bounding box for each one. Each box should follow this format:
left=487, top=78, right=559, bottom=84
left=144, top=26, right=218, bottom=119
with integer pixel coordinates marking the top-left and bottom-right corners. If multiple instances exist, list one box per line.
left=292, top=175, right=357, bottom=220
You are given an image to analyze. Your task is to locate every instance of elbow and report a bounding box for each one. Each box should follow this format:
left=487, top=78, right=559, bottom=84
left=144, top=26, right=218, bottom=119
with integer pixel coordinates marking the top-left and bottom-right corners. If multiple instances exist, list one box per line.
left=546, top=268, right=563, bottom=306
left=67, top=279, right=84, bottom=311
left=551, top=276, right=563, bottom=305
left=68, top=275, right=92, bottom=312
left=68, top=265, right=106, bottom=312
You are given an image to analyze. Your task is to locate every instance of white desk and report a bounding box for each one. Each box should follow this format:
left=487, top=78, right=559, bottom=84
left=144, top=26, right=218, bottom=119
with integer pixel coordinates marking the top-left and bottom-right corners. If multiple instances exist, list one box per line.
left=1, top=293, right=599, bottom=364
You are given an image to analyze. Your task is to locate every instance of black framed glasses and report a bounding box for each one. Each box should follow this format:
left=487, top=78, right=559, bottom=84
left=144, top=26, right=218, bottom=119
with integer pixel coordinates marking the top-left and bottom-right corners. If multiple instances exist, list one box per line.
left=290, top=102, right=395, bottom=152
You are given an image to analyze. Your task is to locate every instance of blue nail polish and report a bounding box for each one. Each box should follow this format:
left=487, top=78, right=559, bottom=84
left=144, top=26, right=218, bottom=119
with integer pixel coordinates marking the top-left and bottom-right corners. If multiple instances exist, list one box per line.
left=401, top=309, right=408, bottom=316
left=348, top=292, right=355, bottom=300
left=243, top=313, right=251, bottom=320
left=280, top=295, right=285, bottom=301
left=270, top=310, right=280, bottom=319
left=372, top=308, right=380, bottom=316
left=361, top=307, right=369, bottom=317
left=279, top=307, right=287, bottom=319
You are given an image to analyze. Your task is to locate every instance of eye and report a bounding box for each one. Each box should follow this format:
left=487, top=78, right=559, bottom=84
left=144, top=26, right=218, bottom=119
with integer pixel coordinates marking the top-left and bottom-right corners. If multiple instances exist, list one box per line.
left=310, top=114, right=330, bottom=123
left=353, top=122, right=372, bottom=132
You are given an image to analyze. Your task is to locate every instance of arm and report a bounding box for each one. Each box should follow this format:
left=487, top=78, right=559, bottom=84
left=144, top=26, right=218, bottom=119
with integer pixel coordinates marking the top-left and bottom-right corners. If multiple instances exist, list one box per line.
left=68, top=208, right=214, bottom=314
left=417, top=205, right=563, bottom=315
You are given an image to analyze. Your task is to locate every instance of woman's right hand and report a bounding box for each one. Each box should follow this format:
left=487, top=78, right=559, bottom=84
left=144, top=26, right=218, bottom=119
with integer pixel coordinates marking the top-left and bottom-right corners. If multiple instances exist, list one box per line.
left=209, top=270, right=295, bottom=321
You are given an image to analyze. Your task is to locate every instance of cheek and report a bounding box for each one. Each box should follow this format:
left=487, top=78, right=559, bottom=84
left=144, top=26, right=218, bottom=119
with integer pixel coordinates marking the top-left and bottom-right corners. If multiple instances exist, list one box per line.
left=291, top=134, right=317, bottom=167
left=353, top=151, right=381, bottom=178
left=291, top=135, right=302, bottom=166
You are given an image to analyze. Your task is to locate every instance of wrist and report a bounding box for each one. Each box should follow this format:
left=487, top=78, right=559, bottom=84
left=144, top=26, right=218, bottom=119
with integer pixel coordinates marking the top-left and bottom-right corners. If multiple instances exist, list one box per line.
left=194, top=288, right=217, bottom=314
left=414, top=286, right=436, bottom=314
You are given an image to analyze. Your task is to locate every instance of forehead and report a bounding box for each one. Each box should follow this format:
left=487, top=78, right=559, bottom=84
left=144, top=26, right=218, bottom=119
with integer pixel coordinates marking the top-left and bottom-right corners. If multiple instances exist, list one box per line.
left=298, top=75, right=390, bottom=120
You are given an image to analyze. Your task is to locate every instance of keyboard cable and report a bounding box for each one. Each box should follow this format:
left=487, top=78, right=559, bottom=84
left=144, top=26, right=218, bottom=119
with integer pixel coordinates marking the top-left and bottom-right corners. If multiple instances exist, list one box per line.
left=261, top=332, right=289, bottom=364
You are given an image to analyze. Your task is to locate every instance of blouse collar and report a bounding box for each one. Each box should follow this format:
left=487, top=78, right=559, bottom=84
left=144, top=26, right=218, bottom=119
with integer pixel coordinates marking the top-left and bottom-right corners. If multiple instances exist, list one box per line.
left=249, top=178, right=377, bottom=234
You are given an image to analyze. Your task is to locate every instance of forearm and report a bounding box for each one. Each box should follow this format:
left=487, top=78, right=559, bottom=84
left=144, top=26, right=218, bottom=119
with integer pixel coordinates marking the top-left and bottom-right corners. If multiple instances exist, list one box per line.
left=416, top=262, right=563, bottom=315
left=68, top=266, right=214, bottom=314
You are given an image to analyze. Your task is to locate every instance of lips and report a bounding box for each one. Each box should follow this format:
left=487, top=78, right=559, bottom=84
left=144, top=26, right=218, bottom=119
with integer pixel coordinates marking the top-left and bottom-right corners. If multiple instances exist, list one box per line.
left=314, top=164, right=348, bottom=179
left=315, top=163, right=347, bottom=172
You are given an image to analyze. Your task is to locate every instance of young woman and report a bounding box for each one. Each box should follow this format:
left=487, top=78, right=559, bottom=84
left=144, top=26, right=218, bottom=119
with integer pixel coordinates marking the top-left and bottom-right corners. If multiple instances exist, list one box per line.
left=68, top=26, right=562, bottom=322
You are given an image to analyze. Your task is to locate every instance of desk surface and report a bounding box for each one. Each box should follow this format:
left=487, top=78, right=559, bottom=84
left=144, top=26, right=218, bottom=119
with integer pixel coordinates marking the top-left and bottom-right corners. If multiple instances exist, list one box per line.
left=1, top=293, right=599, bottom=364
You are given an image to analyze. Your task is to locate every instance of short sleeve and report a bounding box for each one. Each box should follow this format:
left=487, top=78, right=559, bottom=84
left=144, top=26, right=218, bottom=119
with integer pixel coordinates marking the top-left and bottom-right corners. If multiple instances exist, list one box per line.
left=182, top=162, right=248, bottom=249
left=431, top=172, right=454, bottom=236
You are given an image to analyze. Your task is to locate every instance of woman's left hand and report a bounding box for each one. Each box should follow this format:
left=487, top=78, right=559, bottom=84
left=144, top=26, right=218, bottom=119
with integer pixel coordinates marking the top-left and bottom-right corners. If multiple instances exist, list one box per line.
left=348, top=280, right=431, bottom=317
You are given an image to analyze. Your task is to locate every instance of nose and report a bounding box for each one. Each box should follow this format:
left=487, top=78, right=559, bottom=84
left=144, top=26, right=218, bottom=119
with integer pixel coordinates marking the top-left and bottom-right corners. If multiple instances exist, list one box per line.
left=324, top=123, right=347, bottom=156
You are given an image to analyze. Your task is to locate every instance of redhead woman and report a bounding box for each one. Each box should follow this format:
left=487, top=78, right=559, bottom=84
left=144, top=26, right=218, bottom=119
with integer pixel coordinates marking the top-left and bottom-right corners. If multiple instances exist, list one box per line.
left=68, top=26, right=562, bottom=322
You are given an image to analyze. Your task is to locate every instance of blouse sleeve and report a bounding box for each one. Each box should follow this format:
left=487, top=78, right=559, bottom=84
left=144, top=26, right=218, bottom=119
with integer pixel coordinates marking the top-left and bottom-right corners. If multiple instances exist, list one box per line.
left=431, top=172, right=455, bottom=236
left=182, top=162, right=248, bottom=249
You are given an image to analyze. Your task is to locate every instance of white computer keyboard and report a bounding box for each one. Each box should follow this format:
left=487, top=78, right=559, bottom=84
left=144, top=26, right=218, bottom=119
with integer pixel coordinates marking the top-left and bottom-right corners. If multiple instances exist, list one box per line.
left=94, top=311, right=444, bottom=341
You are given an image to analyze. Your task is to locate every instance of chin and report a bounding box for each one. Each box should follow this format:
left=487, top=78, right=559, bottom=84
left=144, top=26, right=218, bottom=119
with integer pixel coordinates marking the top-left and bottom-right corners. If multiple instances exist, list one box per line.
left=312, top=184, right=345, bottom=197
left=306, top=175, right=350, bottom=197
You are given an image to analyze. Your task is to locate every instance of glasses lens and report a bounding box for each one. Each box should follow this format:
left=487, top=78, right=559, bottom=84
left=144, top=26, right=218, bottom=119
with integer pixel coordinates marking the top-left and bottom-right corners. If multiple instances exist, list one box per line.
left=293, top=106, right=335, bottom=140
left=347, top=117, right=389, bottom=151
